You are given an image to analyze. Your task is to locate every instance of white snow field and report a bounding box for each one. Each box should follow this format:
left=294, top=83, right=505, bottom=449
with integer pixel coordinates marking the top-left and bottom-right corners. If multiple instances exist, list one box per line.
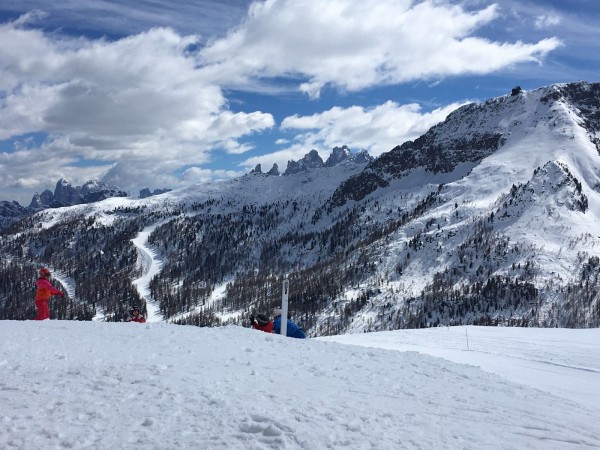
left=0, top=322, right=598, bottom=450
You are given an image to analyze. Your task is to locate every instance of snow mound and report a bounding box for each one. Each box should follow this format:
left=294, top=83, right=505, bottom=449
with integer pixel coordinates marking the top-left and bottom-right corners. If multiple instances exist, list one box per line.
left=0, top=322, right=598, bottom=449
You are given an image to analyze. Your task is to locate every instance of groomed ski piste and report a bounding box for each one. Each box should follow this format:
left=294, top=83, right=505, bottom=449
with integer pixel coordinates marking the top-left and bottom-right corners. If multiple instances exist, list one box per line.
left=131, top=222, right=166, bottom=322
left=130, top=223, right=232, bottom=324
left=1, top=322, right=598, bottom=449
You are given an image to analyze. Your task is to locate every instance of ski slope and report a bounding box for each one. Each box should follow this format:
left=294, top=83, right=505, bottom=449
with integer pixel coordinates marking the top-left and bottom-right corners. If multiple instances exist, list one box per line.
left=323, top=326, right=600, bottom=410
left=131, top=223, right=165, bottom=322
left=0, top=323, right=598, bottom=449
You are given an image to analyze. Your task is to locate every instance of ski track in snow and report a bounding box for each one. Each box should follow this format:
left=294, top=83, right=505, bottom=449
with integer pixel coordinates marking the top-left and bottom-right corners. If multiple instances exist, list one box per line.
left=50, top=272, right=75, bottom=299
left=131, top=223, right=165, bottom=322
left=131, top=220, right=235, bottom=324
left=0, top=323, right=598, bottom=450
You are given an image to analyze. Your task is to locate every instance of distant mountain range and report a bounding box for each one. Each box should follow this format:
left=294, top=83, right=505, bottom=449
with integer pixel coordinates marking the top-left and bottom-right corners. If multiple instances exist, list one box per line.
left=2, top=81, right=599, bottom=333
left=0, top=147, right=371, bottom=229
left=249, top=146, right=372, bottom=176
left=29, top=178, right=129, bottom=209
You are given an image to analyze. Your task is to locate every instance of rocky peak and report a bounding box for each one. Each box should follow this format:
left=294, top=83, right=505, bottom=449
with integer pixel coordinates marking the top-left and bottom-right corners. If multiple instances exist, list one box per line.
left=27, top=178, right=129, bottom=209
left=28, top=189, right=54, bottom=208
left=283, top=147, right=373, bottom=176
left=301, top=149, right=325, bottom=169
left=81, top=180, right=128, bottom=203
left=53, top=178, right=82, bottom=206
left=284, top=150, right=324, bottom=175
left=325, top=146, right=351, bottom=167
left=349, top=149, right=373, bottom=164
left=267, top=163, right=280, bottom=176
left=248, top=163, right=281, bottom=176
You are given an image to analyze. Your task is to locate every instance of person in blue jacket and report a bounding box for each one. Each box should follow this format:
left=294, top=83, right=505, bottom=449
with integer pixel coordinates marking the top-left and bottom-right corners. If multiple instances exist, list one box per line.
left=272, top=308, right=306, bottom=339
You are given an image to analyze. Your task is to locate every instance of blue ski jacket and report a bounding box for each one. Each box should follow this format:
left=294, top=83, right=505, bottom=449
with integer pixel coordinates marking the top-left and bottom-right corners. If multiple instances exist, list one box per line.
left=273, top=316, right=306, bottom=339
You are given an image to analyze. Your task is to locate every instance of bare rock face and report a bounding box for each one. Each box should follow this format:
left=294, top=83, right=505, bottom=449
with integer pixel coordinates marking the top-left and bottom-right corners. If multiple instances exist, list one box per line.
left=267, top=163, right=280, bottom=176
left=53, top=178, right=82, bottom=206
left=28, top=189, right=54, bottom=208
left=284, top=150, right=324, bottom=175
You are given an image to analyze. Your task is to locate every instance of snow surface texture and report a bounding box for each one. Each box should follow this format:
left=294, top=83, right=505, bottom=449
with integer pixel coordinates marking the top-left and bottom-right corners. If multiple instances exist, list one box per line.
left=1, top=323, right=598, bottom=449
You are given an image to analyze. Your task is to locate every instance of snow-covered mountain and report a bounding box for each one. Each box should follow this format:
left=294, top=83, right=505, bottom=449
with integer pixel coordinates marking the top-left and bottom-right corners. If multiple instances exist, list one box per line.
left=0, top=200, right=30, bottom=230
left=2, top=81, right=600, bottom=333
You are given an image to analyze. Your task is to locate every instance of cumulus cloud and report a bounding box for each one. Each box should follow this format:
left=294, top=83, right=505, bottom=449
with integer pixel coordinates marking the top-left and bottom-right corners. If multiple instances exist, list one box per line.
left=241, top=100, right=467, bottom=172
left=0, top=23, right=273, bottom=141
left=0, top=14, right=274, bottom=203
left=200, top=0, right=561, bottom=98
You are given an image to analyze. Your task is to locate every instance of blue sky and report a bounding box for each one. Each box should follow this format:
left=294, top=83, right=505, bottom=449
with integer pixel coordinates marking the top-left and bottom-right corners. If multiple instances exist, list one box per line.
left=0, top=0, right=598, bottom=204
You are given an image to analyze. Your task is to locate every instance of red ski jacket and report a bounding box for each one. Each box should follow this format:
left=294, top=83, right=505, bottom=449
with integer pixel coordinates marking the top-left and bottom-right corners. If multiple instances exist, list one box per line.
left=35, top=278, right=63, bottom=302
left=127, top=316, right=146, bottom=323
left=251, top=321, right=274, bottom=333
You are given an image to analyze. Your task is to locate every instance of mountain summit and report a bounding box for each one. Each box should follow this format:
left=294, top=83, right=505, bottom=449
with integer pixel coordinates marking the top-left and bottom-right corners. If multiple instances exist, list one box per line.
left=332, top=82, right=600, bottom=207
left=282, top=146, right=373, bottom=175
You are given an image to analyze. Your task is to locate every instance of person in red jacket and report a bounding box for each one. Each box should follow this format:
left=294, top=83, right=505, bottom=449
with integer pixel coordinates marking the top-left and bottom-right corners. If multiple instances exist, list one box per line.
left=34, top=268, right=64, bottom=320
left=250, top=313, right=273, bottom=333
left=127, top=305, right=146, bottom=323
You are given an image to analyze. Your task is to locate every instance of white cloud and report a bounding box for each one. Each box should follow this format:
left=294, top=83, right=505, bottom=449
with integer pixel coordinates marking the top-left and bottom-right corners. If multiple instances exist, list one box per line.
left=199, top=0, right=561, bottom=97
left=534, top=14, right=561, bottom=30
left=182, top=166, right=243, bottom=183
left=0, top=14, right=274, bottom=202
left=281, top=100, right=467, bottom=156
left=241, top=100, right=467, bottom=172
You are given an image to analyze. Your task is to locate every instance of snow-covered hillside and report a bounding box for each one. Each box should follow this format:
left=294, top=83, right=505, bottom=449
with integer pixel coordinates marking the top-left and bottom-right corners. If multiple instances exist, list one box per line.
left=2, top=82, right=600, bottom=332
left=1, top=322, right=598, bottom=449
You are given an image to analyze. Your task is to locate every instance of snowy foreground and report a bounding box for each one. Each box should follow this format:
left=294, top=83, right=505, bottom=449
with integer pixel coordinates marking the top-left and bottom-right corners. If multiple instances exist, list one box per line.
left=1, top=323, right=599, bottom=450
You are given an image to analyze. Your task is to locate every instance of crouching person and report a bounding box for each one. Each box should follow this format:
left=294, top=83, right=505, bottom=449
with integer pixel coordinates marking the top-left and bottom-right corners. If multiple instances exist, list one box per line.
left=250, top=313, right=274, bottom=333
left=273, top=308, right=306, bottom=339
left=127, top=305, right=146, bottom=323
